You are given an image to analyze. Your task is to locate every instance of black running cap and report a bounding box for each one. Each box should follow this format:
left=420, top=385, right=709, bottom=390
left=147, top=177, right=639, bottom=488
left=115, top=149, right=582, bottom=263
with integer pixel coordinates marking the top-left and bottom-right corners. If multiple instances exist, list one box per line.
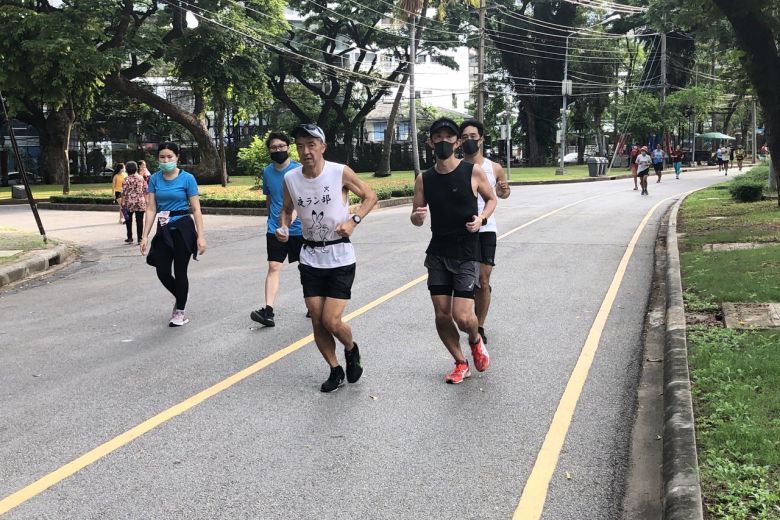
left=429, top=118, right=459, bottom=137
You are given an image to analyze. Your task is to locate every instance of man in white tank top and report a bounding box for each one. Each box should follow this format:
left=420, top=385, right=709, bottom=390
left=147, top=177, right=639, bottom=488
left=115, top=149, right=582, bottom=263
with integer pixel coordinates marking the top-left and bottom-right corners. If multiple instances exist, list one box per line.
left=276, top=123, right=378, bottom=392
left=460, top=120, right=511, bottom=346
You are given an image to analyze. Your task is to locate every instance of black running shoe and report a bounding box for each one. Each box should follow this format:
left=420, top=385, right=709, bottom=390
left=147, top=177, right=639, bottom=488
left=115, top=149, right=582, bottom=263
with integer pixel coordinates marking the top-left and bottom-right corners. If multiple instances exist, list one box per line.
left=250, top=307, right=275, bottom=327
left=321, top=366, right=345, bottom=392
left=345, top=343, right=363, bottom=383
left=478, top=326, right=488, bottom=345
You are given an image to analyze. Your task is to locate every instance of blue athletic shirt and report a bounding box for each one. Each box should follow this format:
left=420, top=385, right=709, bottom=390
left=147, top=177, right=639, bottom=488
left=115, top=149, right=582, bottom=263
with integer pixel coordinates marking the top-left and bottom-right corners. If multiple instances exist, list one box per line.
left=148, top=170, right=199, bottom=224
left=263, top=161, right=302, bottom=235
left=652, top=149, right=664, bottom=164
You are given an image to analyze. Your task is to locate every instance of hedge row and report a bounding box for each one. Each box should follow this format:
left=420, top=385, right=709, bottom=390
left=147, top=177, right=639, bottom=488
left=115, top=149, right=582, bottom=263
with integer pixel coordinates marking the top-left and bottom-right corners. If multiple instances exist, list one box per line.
left=50, top=184, right=416, bottom=207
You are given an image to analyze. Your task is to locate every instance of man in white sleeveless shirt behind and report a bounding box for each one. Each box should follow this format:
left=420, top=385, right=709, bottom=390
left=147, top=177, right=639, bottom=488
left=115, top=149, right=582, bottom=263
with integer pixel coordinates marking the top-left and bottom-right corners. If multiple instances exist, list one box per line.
left=276, top=124, right=378, bottom=392
left=460, top=120, right=511, bottom=345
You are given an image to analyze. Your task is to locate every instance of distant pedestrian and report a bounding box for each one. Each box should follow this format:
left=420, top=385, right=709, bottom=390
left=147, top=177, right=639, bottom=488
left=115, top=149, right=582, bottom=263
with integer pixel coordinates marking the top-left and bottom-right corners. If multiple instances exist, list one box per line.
left=459, top=119, right=511, bottom=346
left=140, top=142, right=207, bottom=327
left=721, top=144, right=730, bottom=175
left=138, top=160, right=151, bottom=190
left=250, top=132, right=305, bottom=328
left=629, top=144, right=640, bottom=190
left=276, top=123, right=377, bottom=392
left=735, top=145, right=745, bottom=171
left=670, top=145, right=684, bottom=179
left=635, top=146, right=652, bottom=195
left=121, top=161, right=146, bottom=244
left=652, top=144, right=664, bottom=183
left=411, top=117, right=496, bottom=384
left=716, top=145, right=724, bottom=171
left=760, top=144, right=769, bottom=161
left=112, top=163, right=127, bottom=224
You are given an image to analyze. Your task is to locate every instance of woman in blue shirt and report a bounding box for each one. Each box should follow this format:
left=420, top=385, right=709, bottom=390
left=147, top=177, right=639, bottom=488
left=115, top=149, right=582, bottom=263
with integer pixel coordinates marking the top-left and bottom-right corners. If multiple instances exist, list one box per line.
left=140, top=142, right=207, bottom=327
left=652, top=144, right=665, bottom=183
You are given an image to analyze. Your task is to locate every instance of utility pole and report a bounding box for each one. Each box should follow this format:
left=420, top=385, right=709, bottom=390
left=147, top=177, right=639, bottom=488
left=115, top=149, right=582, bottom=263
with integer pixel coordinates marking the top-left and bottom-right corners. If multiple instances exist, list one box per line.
left=556, top=33, right=573, bottom=175
left=660, top=29, right=667, bottom=168
left=752, top=98, right=757, bottom=164
left=476, top=0, right=485, bottom=122
left=409, top=14, right=421, bottom=177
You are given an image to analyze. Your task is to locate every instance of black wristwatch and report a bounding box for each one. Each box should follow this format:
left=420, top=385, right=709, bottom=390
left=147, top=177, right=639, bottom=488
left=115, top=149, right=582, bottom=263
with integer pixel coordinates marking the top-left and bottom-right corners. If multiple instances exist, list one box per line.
left=351, top=214, right=362, bottom=224
left=481, top=217, right=487, bottom=226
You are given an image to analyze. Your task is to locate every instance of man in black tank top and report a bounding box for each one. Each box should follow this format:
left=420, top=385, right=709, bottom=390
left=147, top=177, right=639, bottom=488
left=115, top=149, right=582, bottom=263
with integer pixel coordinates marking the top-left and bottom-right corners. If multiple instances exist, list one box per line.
left=410, top=117, right=497, bottom=384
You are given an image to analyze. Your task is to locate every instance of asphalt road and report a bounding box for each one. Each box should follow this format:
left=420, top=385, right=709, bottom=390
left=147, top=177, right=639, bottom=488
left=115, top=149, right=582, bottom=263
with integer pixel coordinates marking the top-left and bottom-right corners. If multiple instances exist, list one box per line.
left=0, top=168, right=730, bottom=519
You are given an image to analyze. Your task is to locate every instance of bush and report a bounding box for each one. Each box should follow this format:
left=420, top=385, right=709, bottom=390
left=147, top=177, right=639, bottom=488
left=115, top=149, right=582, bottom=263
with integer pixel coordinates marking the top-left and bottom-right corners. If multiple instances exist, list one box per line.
left=237, top=132, right=300, bottom=187
left=729, top=180, right=764, bottom=202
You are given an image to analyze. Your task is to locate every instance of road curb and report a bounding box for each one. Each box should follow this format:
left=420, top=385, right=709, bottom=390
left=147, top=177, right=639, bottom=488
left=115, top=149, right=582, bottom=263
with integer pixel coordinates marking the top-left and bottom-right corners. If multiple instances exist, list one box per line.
left=662, top=193, right=704, bottom=520
left=0, top=243, right=76, bottom=288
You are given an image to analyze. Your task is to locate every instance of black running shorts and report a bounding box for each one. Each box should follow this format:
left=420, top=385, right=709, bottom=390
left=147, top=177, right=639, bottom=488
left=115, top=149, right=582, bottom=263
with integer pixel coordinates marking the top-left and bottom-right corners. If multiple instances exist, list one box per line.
left=299, top=263, right=356, bottom=300
left=478, top=232, right=496, bottom=266
left=637, top=168, right=650, bottom=177
left=653, top=162, right=663, bottom=173
left=267, top=233, right=303, bottom=263
left=425, top=253, right=479, bottom=299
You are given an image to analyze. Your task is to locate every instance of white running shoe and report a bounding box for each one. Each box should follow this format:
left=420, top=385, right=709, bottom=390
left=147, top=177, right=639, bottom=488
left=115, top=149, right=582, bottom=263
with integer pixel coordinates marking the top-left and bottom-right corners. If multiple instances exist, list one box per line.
left=169, top=309, right=189, bottom=327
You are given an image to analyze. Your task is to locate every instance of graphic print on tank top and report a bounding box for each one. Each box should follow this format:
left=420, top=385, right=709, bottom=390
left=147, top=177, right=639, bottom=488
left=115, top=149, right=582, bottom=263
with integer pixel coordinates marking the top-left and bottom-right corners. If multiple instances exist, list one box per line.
left=284, top=162, right=356, bottom=268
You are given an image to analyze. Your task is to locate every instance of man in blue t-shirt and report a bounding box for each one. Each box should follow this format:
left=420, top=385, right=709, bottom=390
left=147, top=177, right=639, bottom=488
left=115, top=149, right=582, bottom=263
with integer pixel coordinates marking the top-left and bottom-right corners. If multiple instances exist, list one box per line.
left=250, top=132, right=304, bottom=327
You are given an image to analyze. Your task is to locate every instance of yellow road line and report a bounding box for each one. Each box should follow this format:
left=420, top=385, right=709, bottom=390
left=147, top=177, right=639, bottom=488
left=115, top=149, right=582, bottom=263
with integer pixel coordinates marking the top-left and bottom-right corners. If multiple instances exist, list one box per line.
left=0, top=192, right=608, bottom=516
left=513, top=192, right=690, bottom=519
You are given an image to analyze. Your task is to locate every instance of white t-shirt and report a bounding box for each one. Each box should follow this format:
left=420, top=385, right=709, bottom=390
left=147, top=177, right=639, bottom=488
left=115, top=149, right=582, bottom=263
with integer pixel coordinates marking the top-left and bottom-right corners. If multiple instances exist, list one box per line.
left=478, top=159, right=498, bottom=234
left=635, top=154, right=652, bottom=172
left=284, top=161, right=356, bottom=268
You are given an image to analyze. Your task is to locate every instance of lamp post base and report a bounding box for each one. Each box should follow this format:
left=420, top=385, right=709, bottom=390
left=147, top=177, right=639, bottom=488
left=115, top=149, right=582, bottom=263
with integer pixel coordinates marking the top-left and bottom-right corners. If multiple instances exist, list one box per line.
left=555, top=168, right=566, bottom=175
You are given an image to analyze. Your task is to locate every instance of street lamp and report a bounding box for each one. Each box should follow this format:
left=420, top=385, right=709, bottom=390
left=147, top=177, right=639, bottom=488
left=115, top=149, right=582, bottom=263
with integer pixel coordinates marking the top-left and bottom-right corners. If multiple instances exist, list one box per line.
left=556, top=31, right=575, bottom=175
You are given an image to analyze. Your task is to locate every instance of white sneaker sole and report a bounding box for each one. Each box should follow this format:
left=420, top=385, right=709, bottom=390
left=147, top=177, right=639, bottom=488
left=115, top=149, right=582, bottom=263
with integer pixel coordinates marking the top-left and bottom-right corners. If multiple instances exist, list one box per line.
left=169, top=318, right=189, bottom=327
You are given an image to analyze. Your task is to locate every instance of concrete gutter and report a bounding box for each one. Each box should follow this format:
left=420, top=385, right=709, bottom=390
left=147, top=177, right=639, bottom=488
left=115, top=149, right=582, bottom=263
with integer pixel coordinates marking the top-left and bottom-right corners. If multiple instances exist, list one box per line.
left=0, top=243, right=75, bottom=288
left=662, top=194, right=704, bottom=520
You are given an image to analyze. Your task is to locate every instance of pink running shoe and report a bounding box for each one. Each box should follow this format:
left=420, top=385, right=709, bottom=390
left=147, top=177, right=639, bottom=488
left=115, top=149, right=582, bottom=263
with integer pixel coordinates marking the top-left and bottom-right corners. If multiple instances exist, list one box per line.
left=445, top=361, right=471, bottom=384
left=470, top=336, right=490, bottom=372
left=169, top=309, right=189, bottom=327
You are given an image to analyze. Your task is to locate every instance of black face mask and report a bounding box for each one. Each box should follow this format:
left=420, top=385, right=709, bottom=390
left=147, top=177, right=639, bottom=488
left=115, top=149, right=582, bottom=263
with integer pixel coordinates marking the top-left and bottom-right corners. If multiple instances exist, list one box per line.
left=434, top=141, right=455, bottom=160
left=462, top=139, right=480, bottom=156
left=270, top=151, right=289, bottom=164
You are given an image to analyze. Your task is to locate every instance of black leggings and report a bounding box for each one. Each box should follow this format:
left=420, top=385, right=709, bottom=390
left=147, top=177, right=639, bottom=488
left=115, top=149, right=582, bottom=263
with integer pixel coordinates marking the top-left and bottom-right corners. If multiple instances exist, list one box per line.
left=125, top=211, right=144, bottom=241
left=155, top=229, right=192, bottom=310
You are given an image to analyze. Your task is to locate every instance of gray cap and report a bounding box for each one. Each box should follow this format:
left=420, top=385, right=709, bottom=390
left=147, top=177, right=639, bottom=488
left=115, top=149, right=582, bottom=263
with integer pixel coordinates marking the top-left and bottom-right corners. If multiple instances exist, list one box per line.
left=292, top=123, right=326, bottom=142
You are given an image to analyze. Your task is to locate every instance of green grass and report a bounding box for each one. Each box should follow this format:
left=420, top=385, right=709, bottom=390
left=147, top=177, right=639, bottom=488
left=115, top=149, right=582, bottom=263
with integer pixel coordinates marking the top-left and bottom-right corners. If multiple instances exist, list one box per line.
left=0, top=229, right=53, bottom=265
left=1, top=164, right=599, bottom=202
left=679, top=163, right=780, bottom=519
left=688, top=326, right=780, bottom=519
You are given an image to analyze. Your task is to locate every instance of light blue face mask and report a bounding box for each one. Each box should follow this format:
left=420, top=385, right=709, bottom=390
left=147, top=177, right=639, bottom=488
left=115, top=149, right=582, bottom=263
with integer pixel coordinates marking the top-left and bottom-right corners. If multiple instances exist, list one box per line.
left=160, top=161, right=177, bottom=172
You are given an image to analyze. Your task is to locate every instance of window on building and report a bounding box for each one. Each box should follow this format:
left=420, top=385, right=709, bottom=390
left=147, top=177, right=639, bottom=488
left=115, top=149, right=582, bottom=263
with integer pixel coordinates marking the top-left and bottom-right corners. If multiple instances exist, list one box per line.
left=372, top=122, right=387, bottom=142
left=397, top=122, right=410, bottom=141
left=416, top=54, right=427, bottom=64
left=415, top=90, right=421, bottom=99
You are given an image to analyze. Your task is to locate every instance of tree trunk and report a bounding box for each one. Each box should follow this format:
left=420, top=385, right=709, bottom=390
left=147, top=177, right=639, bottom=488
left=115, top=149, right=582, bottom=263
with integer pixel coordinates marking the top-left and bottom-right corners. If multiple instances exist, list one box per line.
left=215, top=101, right=227, bottom=187
left=375, top=74, right=408, bottom=177
left=709, top=0, right=780, bottom=204
left=40, top=107, right=75, bottom=193
left=106, top=73, right=220, bottom=182
left=523, top=106, right=544, bottom=166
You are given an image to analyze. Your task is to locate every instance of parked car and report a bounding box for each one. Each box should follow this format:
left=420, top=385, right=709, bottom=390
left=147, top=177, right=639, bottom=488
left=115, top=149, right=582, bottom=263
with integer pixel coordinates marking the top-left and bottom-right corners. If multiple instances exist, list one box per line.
left=6, top=171, right=43, bottom=185
left=563, top=152, right=592, bottom=164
